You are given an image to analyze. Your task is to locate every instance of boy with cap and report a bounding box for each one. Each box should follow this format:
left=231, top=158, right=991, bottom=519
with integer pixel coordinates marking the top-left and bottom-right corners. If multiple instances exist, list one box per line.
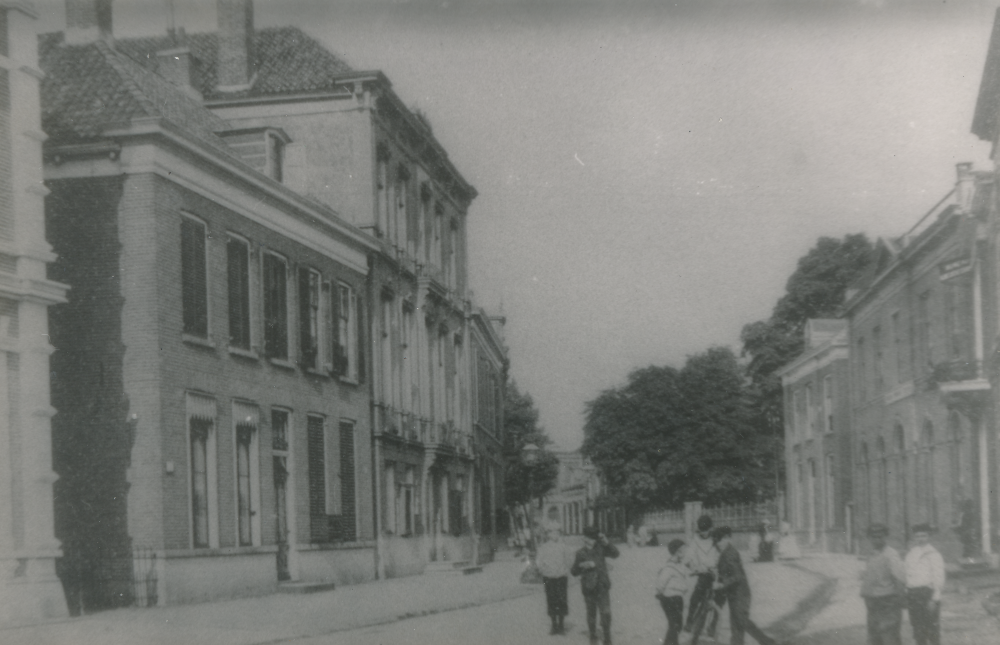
left=861, top=523, right=906, bottom=645
left=572, top=525, right=620, bottom=645
left=685, top=514, right=720, bottom=635
left=713, top=526, right=779, bottom=645
left=655, top=539, right=691, bottom=645
left=904, top=523, right=945, bottom=645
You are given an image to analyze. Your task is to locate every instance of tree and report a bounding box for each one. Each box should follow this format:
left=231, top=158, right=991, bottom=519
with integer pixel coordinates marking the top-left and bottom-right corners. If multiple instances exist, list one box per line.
left=503, top=380, right=559, bottom=509
left=740, top=233, right=873, bottom=489
left=581, top=347, right=777, bottom=512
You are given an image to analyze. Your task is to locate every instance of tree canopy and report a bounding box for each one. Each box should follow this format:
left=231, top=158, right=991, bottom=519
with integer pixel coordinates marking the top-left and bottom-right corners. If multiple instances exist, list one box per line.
left=581, top=347, right=777, bottom=512
left=503, top=380, right=559, bottom=508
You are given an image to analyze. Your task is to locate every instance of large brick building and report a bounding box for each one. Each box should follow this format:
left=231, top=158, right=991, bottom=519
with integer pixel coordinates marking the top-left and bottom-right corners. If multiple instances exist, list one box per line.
left=37, top=0, right=508, bottom=610
left=777, top=319, right=853, bottom=553
left=0, top=0, right=69, bottom=624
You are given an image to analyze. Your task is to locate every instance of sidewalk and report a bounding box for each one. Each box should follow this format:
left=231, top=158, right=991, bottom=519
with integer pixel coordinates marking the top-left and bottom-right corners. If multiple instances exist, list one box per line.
left=791, top=553, right=1000, bottom=645
left=0, top=558, right=538, bottom=645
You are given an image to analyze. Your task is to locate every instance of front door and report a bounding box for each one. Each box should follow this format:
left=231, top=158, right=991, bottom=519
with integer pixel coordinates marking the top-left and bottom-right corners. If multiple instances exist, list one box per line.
left=274, top=456, right=290, bottom=581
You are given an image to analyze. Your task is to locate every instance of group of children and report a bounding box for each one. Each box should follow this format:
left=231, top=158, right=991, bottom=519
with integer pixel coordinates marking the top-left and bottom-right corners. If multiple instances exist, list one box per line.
left=654, top=515, right=782, bottom=645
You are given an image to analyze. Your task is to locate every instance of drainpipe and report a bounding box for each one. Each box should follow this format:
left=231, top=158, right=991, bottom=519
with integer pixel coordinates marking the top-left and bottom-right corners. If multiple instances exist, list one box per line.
left=973, top=253, right=992, bottom=556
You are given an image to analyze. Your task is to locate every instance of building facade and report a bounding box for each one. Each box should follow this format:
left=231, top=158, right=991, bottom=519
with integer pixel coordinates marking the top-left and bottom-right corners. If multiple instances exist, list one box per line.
left=38, top=0, right=508, bottom=610
left=843, top=164, right=995, bottom=562
left=777, top=319, right=853, bottom=553
left=0, top=0, right=70, bottom=625
left=42, top=0, right=380, bottom=608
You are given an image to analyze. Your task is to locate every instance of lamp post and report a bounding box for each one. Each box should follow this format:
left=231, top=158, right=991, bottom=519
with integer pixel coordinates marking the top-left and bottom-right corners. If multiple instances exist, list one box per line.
left=523, top=442, right=540, bottom=553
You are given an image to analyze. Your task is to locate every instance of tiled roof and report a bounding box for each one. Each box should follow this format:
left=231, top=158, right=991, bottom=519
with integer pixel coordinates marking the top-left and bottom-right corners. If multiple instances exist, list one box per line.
left=114, top=27, right=357, bottom=101
left=39, top=31, right=232, bottom=152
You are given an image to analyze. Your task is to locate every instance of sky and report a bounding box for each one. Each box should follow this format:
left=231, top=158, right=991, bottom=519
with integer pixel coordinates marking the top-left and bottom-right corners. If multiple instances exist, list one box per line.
left=33, top=0, right=1000, bottom=450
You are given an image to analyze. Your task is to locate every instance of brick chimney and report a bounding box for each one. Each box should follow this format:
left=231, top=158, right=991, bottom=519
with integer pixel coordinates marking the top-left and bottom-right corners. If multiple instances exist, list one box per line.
left=216, top=0, right=255, bottom=91
left=156, top=27, right=201, bottom=100
left=65, top=0, right=112, bottom=45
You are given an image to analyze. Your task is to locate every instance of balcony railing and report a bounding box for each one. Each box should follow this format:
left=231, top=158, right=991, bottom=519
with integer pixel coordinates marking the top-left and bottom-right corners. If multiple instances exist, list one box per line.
left=375, top=405, right=469, bottom=451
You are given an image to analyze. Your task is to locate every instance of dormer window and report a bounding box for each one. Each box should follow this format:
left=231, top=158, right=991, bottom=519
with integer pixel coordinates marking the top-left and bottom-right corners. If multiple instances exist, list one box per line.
left=218, top=127, right=291, bottom=183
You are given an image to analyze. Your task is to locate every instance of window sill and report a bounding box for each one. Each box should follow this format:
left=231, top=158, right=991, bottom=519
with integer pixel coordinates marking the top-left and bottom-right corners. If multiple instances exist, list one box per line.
left=182, top=334, right=216, bottom=349
left=268, top=358, right=296, bottom=371
left=339, top=376, right=360, bottom=386
left=305, top=367, right=330, bottom=378
left=228, top=346, right=259, bottom=360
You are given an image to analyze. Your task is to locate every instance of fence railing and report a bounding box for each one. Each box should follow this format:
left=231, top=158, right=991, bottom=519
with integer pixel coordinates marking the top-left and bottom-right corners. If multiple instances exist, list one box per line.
left=644, top=500, right=779, bottom=534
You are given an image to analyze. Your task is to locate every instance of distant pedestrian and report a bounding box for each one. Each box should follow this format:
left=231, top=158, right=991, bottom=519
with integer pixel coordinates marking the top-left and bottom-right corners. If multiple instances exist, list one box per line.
left=713, top=526, right=779, bottom=645
left=572, top=525, right=620, bottom=645
left=776, top=521, right=800, bottom=560
left=750, top=522, right=776, bottom=563
left=655, top=539, right=691, bottom=645
left=860, top=523, right=906, bottom=645
left=905, top=523, right=945, bottom=645
left=684, top=514, right=720, bottom=636
left=537, top=527, right=574, bottom=635
left=953, top=499, right=979, bottom=559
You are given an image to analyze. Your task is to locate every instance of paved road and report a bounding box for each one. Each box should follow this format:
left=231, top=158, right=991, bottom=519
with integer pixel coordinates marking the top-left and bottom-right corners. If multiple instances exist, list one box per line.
left=305, top=547, right=822, bottom=645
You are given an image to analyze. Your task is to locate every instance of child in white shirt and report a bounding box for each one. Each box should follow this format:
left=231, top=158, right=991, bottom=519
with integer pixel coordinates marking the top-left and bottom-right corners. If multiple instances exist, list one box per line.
left=656, top=539, right=691, bottom=645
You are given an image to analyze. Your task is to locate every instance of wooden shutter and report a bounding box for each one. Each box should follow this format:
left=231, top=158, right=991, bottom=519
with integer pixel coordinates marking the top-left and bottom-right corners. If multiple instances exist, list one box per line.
left=307, top=415, right=327, bottom=543
left=298, top=268, right=313, bottom=368
left=227, top=238, right=250, bottom=349
left=181, top=217, right=208, bottom=337
left=338, top=421, right=357, bottom=541
left=356, top=292, right=365, bottom=383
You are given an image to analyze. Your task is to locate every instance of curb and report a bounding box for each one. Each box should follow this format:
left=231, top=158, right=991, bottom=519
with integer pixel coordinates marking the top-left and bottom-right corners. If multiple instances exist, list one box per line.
left=763, top=562, right=838, bottom=642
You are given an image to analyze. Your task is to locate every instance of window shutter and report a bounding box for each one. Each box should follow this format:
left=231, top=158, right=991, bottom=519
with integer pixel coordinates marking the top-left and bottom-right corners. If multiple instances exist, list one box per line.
left=227, top=238, right=250, bottom=349
left=356, top=293, right=365, bottom=383
left=307, top=416, right=327, bottom=543
left=181, top=218, right=208, bottom=337
left=298, top=268, right=313, bottom=367
left=331, top=286, right=344, bottom=376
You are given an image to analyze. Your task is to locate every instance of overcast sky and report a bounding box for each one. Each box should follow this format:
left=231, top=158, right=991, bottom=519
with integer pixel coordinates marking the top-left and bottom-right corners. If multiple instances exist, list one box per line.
left=34, top=0, right=999, bottom=450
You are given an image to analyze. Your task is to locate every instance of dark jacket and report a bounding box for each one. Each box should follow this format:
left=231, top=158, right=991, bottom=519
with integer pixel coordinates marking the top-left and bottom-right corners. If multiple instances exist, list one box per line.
left=715, top=543, right=750, bottom=600
left=571, top=540, right=620, bottom=594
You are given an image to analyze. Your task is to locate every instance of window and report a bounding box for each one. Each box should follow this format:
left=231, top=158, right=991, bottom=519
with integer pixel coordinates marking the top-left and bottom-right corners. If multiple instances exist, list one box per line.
left=181, top=215, right=208, bottom=338
left=790, top=389, right=800, bottom=440
left=917, top=291, right=932, bottom=368
left=452, top=334, right=463, bottom=425
left=266, top=132, right=284, bottom=182
left=449, top=474, right=465, bottom=536
left=448, top=220, right=459, bottom=289
left=187, top=393, right=217, bottom=548
left=823, top=375, right=833, bottom=433
left=263, top=252, right=288, bottom=360
left=395, top=165, right=409, bottom=250
left=272, top=407, right=289, bottom=452
left=402, top=306, right=415, bottom=413
left=388, top=463, right=419, bottom=536
left=433, top=202, right=444, bottom=269
left=892, top=311, right=904, bottom=383
left=307, top=413, right=329, bottom=543
left=336, top=284, right=359, bottom=380
left=873, top=326, right=883, bottom=392
left=420, top=181, right=432, bottom=264
left=298, top=268, right=321, bottom=370
left=233, top=401, right=260, bottom=547
left=805, top=383, right=814, bottom=438
left=856, top=337, right=866, bottom=401
left=338, top=420, right=357, bottom=541
left=922, top=421, right=936, bottom=526
left=227, top=235, right=251, bottom=350
left=825, top=455, right=836, bottom=528
left=944, top=281, right=971, bottom=361
left=376, top=152, right=389, bottom=238
left=380, top=296, right=394, bottom=407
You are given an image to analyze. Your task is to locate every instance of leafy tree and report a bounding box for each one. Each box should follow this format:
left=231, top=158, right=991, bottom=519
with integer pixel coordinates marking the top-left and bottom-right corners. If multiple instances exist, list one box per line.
left=740, top=233, right=873, bottom=488
left=581, top=347, right=777, bottom=512
left=503, top=380, right=559, bottom=509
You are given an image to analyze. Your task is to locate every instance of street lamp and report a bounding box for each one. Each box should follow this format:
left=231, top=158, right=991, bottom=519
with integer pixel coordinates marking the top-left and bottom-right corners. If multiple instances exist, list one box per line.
left=523, top=443, right=540, bottom=553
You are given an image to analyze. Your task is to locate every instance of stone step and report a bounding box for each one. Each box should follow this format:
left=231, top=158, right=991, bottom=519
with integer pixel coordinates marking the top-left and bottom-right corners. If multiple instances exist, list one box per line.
left=278, top=581, right=337, bottom=594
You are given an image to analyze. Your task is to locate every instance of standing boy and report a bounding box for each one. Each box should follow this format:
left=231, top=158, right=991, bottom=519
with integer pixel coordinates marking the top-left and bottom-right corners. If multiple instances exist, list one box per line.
left=685, top=514, right=720, bottom=636
left=713, top=526, right=779, bottom=645
left=537, top=527, right=574, bottom=635
left=656, top=539, right=691, bottom=645
left=860, top=523, right=906, bottom=645
left=572, top=525, right=620, bottom=645
left=904, top=524, right=945, bottom=645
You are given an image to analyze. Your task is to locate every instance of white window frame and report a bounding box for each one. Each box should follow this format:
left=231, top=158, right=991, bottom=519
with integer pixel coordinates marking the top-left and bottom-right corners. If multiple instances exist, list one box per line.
left=338, top=283, right=359, bottom=382
left=226, top=233, right=254, bottom=353
left=262, top=250, right=291, bottom=362
left=180, top=212, right=211, bottom=341
left=233, top=401, right=261, bottom=547
left=187, top=392, right=219, bottom=549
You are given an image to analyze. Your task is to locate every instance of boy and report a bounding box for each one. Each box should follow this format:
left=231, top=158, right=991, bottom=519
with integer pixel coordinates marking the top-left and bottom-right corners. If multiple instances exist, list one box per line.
left=713, top=526, right=779, bottom=645
left=572, top=525, right=620, bottom=645
left=904, top=524, right=945, bottom=645
left=537, top=527, right=574, bottom=635
left=655, top=539, right=691, bottom=645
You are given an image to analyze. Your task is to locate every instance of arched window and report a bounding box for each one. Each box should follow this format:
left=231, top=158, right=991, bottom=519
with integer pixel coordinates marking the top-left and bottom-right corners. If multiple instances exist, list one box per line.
left=922, top=420, right=936, bottom=525
left=877, top=437, right=888, bottom=522
left=894, top=423, right=909, bottom=535
left=861, top=441, right=871, bottom=525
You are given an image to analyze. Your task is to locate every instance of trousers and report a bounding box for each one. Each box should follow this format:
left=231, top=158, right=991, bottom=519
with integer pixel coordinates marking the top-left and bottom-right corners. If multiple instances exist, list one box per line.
left=583, top=588, right=612, bottom=643
left=728, top=590, right=777, bottom=645
left=543, top=576, right=568, bottom=617
left=864, top=595, right=903, bottom=645
left=657, top=595, right=684, bottom=645
left=906, top=587, right=940, bottom=645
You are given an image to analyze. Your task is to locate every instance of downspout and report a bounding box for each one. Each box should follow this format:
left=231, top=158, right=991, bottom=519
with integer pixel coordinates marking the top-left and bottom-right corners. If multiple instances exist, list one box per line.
left=974, top=248, right=992, bottom=556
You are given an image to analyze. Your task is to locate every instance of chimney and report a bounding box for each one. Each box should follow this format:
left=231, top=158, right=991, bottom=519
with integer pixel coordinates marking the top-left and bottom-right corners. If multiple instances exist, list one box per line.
left=65, top=0, right=113, bottom=45
left=216, top=0, right=255, bottom=91
left=156, top=36, right=202, bottom=101
left=956, top=162, right=975, bottom=214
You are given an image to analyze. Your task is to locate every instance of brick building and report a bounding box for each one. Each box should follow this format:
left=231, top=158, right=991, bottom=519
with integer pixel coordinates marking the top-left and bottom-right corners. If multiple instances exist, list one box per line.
left=41, top=0, right=379, bottom=608
left=0, top=0, right=70, bottom=624
left=777, top=319, right=853, bottom=553
left=842, top=164, right=995, bottom=562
